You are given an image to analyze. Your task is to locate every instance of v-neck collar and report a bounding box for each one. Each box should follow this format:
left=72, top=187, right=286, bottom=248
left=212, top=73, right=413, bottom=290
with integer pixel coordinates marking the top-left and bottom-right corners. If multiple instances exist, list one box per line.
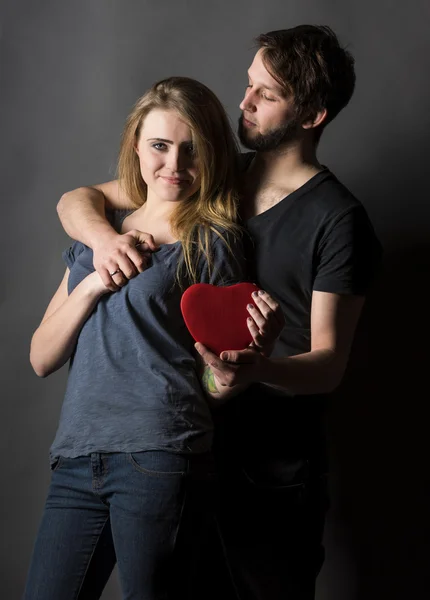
left=242, top=153, right=331, bottom=225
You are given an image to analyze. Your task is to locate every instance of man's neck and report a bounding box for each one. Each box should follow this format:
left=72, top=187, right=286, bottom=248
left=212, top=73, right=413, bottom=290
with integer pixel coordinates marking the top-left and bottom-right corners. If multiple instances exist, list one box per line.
left=251, top=140, right=322, bottom=190
left=242, top=141, right=324, bottom=219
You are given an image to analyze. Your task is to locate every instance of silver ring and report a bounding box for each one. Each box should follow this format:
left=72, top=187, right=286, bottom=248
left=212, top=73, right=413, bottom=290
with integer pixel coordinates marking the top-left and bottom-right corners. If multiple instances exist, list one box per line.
left=109, top=269, right=121, bottom=276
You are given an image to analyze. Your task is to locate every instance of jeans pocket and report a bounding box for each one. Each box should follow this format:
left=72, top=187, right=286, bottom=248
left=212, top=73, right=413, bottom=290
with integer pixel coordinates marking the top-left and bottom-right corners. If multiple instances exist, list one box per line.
left=240, top=456, right=310, bottom=491
left=50, top=456, right=63, bottom=472
left=128, top=451, right=188, bottom=477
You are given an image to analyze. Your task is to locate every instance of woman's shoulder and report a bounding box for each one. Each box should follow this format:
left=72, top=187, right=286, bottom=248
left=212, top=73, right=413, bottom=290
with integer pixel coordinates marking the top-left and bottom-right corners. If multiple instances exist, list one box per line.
left=205, top=224, right=244, bottom=248
left=106, top=208, right=135, bottom=233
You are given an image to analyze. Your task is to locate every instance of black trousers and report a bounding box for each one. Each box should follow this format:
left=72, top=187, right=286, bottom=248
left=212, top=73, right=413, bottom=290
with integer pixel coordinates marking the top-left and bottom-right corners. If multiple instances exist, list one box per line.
left=177, top=388, right=329, bottom=600
left=183, top=454, right=328, bottom=600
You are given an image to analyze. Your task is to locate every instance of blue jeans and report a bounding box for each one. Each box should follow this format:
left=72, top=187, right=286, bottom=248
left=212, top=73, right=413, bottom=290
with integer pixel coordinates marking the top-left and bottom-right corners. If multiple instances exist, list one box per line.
left=23, top=451, right=214, bottom=600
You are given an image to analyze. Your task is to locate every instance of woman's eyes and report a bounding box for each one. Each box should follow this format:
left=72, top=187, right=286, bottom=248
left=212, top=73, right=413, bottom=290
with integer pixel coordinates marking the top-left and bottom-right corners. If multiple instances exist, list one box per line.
left=186, top=145, right=196, bottom=156
left=151, top=143, right=195, bottom=155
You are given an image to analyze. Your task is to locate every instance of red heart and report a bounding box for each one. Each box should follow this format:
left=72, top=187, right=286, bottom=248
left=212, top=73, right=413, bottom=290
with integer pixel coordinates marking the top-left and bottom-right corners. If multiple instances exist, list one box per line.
left=180, top=282, right=259, bottom=356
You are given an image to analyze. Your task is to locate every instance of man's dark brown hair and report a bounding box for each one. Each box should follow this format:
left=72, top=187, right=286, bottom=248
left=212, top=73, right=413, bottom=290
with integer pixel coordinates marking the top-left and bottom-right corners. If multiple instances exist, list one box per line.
left=256, top=25, right=356, bottom=138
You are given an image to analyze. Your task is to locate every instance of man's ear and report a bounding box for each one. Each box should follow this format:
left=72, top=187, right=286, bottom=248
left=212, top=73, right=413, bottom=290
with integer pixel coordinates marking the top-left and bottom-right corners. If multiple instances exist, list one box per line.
left=302, top=108, right=328, bottom=130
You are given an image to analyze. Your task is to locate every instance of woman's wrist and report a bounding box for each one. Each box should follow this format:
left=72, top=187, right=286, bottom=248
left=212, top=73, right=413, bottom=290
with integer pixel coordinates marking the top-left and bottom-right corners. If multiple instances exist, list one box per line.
left=80, top=272, right=111, bottom=300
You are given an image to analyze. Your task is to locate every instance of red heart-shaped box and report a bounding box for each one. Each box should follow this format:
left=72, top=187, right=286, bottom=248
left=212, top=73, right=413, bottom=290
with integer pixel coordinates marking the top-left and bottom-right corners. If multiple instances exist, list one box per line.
left=180, top=282, right=259, bottom=356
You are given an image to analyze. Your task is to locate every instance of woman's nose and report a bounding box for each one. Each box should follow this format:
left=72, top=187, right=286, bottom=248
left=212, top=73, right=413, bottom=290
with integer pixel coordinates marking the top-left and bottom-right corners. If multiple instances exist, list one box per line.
left=166, top=149, right=189, bottom=172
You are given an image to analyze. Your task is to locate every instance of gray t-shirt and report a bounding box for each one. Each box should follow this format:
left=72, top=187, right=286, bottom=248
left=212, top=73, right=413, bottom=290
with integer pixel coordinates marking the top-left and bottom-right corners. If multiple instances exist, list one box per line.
left=50, top=211, right=246, bottom=462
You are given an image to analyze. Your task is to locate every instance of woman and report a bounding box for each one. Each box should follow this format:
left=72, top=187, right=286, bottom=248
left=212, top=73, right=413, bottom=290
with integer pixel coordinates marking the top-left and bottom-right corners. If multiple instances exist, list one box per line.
left=24, top=77, right=277, bottom=600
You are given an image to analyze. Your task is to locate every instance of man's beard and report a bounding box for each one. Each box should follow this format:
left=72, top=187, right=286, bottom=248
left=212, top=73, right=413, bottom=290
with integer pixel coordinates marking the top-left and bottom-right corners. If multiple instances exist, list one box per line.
left=238, top=114, right=301, bottom=152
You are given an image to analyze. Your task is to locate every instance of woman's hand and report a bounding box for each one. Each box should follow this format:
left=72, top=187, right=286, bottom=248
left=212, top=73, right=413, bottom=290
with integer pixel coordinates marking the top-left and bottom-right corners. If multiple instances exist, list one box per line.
left=82, top=271, right=114, bottom=298
left=246, top=289, right=285, bottom=356
left=197, top=343, right=265, bottom=390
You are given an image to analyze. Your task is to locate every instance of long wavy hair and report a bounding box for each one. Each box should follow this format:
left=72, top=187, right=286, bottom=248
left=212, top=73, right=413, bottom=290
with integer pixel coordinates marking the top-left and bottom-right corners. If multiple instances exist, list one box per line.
left=117, top=76, right=242, bottom=284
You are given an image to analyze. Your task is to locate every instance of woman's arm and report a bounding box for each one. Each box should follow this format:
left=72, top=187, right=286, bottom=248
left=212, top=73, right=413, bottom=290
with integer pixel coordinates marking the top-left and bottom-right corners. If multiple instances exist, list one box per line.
left=30, top=269, right=109, bottom=378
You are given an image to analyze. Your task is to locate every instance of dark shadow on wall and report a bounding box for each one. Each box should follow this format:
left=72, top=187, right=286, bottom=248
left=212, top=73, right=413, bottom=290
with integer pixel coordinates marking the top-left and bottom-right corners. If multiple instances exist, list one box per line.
left=327, top=222, right=430, bottom=598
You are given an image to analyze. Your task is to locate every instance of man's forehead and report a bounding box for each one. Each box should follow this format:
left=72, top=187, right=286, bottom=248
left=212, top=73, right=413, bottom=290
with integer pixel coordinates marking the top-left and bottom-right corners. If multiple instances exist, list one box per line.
left=247, top=57, right=285, bottom=96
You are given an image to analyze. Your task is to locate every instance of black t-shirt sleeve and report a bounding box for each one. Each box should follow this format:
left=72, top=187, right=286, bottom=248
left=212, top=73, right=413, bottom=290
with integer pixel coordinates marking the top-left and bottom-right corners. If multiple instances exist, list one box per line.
left=313, top=205, right=383, bottom=295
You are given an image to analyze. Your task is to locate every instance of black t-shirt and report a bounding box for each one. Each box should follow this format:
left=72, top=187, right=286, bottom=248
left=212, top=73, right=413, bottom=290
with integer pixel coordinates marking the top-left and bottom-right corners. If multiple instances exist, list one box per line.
left=218, top=153, right=383, bottom=466
left=242, top=153, right=382, bottom=358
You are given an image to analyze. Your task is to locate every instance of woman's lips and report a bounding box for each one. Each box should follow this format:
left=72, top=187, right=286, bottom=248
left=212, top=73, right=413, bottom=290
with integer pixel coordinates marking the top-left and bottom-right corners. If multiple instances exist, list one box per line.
left=161, top=176, right=190, bottom=185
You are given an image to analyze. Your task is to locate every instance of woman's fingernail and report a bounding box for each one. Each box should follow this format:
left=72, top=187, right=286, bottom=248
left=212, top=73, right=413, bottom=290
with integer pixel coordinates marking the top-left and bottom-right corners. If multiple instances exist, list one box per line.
left=258, top=290, right=265, bottom=296
left=247, top=303, right=254, bottom=310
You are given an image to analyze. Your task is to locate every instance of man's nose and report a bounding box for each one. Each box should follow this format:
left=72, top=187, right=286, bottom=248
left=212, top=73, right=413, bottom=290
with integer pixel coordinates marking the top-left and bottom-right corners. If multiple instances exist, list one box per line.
left=239, top=88, right=257, bottom=112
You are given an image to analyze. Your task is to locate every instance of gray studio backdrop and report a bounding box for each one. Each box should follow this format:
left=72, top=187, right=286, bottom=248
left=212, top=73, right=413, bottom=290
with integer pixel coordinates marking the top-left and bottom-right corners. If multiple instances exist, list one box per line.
left=1, top=1, right=429, bottom=599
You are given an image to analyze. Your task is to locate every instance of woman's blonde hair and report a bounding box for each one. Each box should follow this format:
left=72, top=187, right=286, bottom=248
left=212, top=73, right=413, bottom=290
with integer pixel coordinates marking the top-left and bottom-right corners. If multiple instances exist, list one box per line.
left=117, top=76, right=242, bottom=285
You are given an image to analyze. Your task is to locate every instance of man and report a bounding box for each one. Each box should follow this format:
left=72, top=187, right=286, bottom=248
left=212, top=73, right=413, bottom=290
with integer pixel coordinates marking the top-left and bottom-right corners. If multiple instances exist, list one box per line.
left=57, top=25, right=382, bottom=599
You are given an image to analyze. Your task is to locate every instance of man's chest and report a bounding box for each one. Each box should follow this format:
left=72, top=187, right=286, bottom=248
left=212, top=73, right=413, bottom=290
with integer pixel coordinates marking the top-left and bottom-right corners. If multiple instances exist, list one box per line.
left=240, top=176, right=292, bottom=220
left=241, top=189, right=290, bottom=221
left=245, top=206, right=320, bottom=301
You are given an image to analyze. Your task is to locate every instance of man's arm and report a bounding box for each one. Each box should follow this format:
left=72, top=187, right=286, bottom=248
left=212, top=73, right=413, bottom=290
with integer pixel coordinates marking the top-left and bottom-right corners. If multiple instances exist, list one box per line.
left=57, top=180, right=130, bottom=245
left=261, top=291, right=364, bottom=394
left=57, top=181, right=158, bottom=290
left=195, top=291, right=365, bottom=396
left=198, top=204, right=381, bottom=396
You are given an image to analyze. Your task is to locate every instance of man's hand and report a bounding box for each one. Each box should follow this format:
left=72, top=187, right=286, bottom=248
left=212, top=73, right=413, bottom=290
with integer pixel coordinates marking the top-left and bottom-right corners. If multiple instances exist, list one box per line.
left=195, top=343, right=266, bottom=388
left=93, top=230, right=159, bottom=291
left=246, top=289, right=285, bottom=356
